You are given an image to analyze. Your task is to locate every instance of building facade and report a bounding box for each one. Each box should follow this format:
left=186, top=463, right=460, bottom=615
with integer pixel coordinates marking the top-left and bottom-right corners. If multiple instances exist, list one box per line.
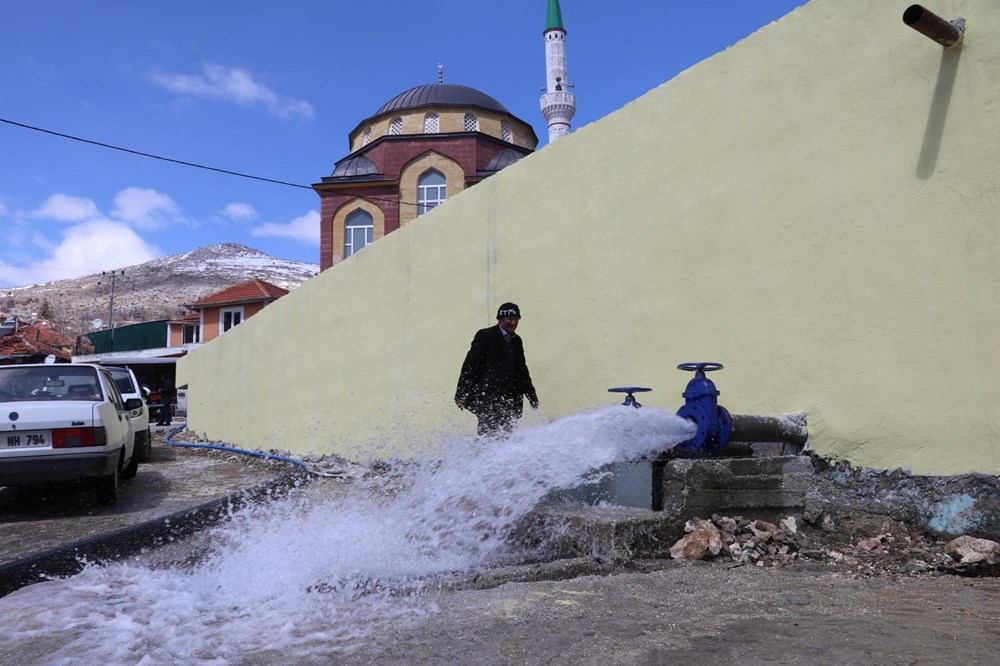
left=313, top=83, right=538, bottom=271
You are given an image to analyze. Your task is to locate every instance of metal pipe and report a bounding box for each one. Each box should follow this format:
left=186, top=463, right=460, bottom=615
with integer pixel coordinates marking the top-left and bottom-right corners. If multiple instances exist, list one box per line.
left=903, top=5, right=965, bottom=48
left=729, top=413, right=808, bottom=446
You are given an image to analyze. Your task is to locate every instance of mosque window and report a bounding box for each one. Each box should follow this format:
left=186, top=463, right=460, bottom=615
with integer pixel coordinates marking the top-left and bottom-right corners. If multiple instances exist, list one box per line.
left=344, top=209, right=374, bottom=257
left=417, top=169, right=447, bottom=215
left=424, top=113, right=439, bottom=134
left=363, top=127, right=372, bottom=145
left=464, top=113, right=478, bottom=132
left=501, top=120, right=512, bottom=143
left=389, top=117, right=403, bottom=135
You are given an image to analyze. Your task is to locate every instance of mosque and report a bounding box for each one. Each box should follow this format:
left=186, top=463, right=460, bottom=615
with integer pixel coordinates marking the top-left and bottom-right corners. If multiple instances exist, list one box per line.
left=314, top=0, right=575, bottom=271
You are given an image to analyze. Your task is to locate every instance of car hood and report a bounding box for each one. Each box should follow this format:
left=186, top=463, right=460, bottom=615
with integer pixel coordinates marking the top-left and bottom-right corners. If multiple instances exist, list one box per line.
left=0, top=402, right=97, bottom=431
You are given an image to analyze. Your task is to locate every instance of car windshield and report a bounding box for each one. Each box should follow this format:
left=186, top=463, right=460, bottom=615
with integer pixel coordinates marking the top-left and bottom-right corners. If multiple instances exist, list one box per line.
left=0, top=366, right=103, bottom=402
left=108, top=368, right=136, bottom=394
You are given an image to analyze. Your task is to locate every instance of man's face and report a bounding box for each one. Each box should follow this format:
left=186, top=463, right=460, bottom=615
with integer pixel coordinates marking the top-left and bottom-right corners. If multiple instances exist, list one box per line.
left=498, top=316, right=520, bottom=334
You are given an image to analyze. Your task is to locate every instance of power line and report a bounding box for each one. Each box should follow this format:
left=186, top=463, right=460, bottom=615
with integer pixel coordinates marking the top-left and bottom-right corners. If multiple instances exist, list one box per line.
left=0, top=116, right=429, bottom=208
left=1, top=117, right=311, bottom=190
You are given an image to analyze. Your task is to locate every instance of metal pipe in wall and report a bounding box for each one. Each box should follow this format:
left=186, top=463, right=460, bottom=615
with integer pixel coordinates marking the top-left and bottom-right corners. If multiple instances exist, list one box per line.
left=903, top=5, right=965, bottom=48
left=729, top=413, right=808, bottom=447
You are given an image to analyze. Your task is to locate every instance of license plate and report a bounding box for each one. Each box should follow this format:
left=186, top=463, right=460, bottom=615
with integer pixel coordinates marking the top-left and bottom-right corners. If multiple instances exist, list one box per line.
left=3, top=431, right=51, bottom=448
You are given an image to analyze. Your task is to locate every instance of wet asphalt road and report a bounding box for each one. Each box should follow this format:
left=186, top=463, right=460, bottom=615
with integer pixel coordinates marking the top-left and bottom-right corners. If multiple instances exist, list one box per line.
left=3, top=430, right=1000, bottom=664
left=0, top=425, right=293, bottom=566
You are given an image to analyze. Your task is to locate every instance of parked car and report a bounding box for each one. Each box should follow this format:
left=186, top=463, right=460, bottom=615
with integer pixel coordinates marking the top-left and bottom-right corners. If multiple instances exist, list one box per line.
left=0, top=363, right=141, bottom=504
left=105, top=365, right=152, bottom=463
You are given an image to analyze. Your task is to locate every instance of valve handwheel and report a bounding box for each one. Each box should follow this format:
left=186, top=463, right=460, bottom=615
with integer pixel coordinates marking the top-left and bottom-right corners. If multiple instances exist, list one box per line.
left=677, top=362, right=724, bottom=373
left=608, top=386, right=652, bottom=408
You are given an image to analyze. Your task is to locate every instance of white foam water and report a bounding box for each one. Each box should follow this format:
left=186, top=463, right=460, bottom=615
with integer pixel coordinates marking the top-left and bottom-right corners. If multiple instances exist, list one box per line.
left=0, top=406, right=694, bottom=665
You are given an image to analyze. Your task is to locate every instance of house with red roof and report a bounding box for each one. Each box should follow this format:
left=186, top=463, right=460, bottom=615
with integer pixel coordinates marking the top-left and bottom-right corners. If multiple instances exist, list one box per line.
left=0, top=317, right=89, bottom=364
left=180, top=278, right=288, bottom=344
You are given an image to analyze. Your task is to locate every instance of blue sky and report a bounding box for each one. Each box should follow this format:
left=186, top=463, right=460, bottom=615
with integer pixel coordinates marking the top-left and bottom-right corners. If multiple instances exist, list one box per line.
left=0, top=0, right=807, bottom=289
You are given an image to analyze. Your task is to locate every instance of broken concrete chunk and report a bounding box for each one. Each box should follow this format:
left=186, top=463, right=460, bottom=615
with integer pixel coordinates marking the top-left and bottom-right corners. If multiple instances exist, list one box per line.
left=857, top=538, right=884, bottom=553
left=712, top=514, right=739, bottom=535
left=749, top=520, right=778, bottom=542
left=944, top=535, right=1000, bottom=564
left=779, top=516, right=798, bottom=535
left=670, top=518, right=724, bottom=561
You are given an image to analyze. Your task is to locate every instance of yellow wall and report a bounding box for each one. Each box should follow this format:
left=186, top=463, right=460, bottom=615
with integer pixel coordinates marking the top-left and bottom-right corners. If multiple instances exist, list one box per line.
left=181, top=0, right=1000, bottom=473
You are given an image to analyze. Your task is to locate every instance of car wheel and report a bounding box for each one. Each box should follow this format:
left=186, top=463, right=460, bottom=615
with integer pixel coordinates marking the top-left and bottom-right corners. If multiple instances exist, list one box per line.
left=96, top=465, right=119, bottom=505
left=121, top=444, right=140, bottom=480
left=138, top=428, right=153, bottom=463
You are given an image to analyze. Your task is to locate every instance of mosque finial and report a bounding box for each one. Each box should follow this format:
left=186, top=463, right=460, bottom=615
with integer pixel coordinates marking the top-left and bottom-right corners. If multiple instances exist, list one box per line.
left=437, top=63, right=443, bottom=84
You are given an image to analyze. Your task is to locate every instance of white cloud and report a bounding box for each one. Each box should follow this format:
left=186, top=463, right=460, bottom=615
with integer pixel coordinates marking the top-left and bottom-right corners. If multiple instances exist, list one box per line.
left=250, top=210, right=319, bottom=244
left=221, top=202, right=258, bottom=221
left=0, top=219, right=159, bottom=287
left=32, top=194, right=100, bottom=222
left=111, top=187, right=181, bottom=230
left=151, top=64, right=314, bottom=120
left=0, top=201, right=7, bottom=216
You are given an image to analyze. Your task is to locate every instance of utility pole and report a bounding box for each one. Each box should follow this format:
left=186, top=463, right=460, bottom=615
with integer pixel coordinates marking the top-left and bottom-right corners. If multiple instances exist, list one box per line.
left=100, top=270, right=125, bottom=351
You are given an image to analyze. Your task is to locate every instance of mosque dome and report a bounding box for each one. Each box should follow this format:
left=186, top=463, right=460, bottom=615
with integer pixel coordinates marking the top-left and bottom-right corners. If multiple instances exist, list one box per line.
left=346, top=81, right=537, bottom=153
left=374, top=83, right=511, bottom=116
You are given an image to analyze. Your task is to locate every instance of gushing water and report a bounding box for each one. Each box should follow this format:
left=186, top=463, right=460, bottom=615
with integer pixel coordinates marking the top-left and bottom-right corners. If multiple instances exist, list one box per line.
left=0, top=406, right=694, bottom=665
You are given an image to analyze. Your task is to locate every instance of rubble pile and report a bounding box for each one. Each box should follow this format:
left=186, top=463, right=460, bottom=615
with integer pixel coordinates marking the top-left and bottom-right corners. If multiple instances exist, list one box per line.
left=669, top=512, right=1000, bottom=578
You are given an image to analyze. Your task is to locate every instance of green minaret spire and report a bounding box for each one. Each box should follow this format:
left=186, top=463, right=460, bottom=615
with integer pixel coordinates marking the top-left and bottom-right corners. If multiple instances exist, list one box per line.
left=545, top=0, right=564, bottom=32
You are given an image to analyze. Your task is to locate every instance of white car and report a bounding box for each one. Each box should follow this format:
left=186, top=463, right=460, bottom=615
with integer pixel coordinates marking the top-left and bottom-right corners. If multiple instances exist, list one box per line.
left=105, top=365, right=152, bottom=463
left=0, top=363, right=141, bottom=504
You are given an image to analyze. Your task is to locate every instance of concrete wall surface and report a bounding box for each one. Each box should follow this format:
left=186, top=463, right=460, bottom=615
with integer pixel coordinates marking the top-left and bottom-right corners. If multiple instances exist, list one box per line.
left=180, top=0, right=1000, bottom=474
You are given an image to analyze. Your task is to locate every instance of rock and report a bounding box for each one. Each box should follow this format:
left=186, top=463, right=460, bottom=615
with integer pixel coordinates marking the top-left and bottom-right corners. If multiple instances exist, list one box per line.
left=713, top=514, right=739, bottom=535
left=670, top=518, right=725, bottom=561
left=945, top=535, right=1000, bottom=564
left=857, top=538, right=884, bottom=553
left=779, top=516, right=798, bottom=535
left=749, top=520, right=778, bottom=542
left=903, top=560, right=930, bottom=574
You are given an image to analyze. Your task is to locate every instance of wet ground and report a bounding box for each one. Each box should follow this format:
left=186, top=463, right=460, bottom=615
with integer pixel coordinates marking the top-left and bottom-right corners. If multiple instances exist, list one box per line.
left=345, top=560, right=1000, bottom=665
left=0, top=424, right=293, bottom=565
left=2, top=427, right=999, bottom=664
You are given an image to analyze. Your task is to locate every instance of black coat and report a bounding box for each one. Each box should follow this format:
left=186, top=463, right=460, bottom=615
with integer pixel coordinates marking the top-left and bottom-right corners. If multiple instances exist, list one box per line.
left=456, top=325, right=537, bottom=416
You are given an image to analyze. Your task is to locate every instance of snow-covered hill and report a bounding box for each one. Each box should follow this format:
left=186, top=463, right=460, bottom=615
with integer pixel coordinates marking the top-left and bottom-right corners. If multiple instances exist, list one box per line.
left=1, top=243, right=318, bottom=335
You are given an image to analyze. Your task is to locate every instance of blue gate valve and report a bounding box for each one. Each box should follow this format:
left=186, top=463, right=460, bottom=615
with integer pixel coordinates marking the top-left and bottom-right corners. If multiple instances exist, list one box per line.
left=674, top=362, right=732, bottom=455
left=608, top=386, right=651, bottom=408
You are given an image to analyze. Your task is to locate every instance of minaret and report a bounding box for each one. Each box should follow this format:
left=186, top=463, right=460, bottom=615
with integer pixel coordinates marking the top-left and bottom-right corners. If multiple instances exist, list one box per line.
left=540, top=0, right=576, bottom=143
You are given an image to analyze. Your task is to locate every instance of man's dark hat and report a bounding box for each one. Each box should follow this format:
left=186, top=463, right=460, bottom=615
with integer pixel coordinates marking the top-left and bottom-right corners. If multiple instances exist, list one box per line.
left=497, top=302, right=521, bottom=319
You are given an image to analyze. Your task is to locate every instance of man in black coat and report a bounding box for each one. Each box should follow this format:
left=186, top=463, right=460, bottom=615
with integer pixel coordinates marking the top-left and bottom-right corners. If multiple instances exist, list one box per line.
left=455, top=302, right=539, bottom=436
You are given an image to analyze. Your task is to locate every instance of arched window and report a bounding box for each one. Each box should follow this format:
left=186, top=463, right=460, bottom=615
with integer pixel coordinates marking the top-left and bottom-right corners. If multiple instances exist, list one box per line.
left=363, top=127, right=372, bottom=145
left=389, top=117, right=403, bottom=135
left=423, top=113, right=439, bottom=134
left=464, top=112, right=478, bottom=132
left=344, top=209, right=374, bottom=257
left=417, top=170, right=447, bottom=215
left=501, top=120, right=512, bottom=143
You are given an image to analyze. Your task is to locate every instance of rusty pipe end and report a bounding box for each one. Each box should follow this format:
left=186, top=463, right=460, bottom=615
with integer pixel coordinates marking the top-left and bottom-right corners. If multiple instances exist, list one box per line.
left=903, top=5, right=965, bottom=48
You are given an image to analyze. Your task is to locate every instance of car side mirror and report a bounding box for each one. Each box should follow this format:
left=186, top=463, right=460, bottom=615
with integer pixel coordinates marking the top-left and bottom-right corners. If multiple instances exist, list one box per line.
left=124, top=398, right=144, bottom=411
